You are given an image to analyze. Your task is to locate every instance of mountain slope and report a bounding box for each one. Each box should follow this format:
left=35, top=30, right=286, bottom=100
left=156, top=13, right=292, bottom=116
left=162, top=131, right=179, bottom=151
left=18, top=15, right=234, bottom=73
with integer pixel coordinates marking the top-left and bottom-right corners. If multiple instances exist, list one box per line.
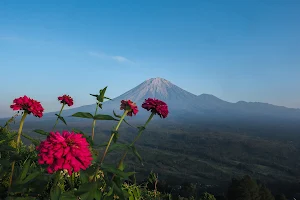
left=42, top=77, right=200, bottom=119
left=6, top=77, right=300, bottom=122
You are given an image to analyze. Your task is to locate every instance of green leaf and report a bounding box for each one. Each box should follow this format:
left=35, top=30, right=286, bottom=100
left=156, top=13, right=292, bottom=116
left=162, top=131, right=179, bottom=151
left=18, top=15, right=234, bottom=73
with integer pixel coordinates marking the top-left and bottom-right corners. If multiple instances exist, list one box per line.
left=90, top=94, right=98, bottom=98
left=79, top=171, right=89, bottom=184
left=113, top=110, right=121, bottom=118
left=6, top=197, right=36, bottom=200
left=0, top=159, right=12, bottom=168
left=94, top=190, right=102, bottom=200
left=60, top=191, right=77, bottom=200
left=108, top=143, right=131, bottom=153
left=21, top=133, right=40, bottom=146
left=112, top=130, right=119, bottom=143
left=104, top=97, right=113, bottom=101
left=93, top=114, right=118, bottom=121
left=130, top=145, right=143, bottom=165
left=112, top=181, right=129, bottom=199
left=132, top=186, right=141, bottom=198
left=19, top=159, right=31, bottom=181
left=75, top=182, right=100, bottom=200
left=33, top=129, right=49, bottom=136
left=101, top=164, right=135, bottom=179
left=123, top=119, right=136, bottom=128
left=50, top=185, right=61, bottom=200
left=129, top=195, right=134, bottom=200
left=137, top=126, right=146, bottom=131
left=0, top=144, right=16, bottom=151
left=71, top=112, right=94, bottom=119
left=72, top=128, right=85, bottom=134
left=9, top=152, right=23, bottom=161
left=17, top=171, right=41, bottom=184
left=82, top=165, right=98, bottom=178
left=118, top=161, right=125, bottom=171
left=106, top=186, right=114, bottom=197
left=98, top=86, right=108, bottom=102
left=8, top=132, right=18, bottom=138
left=55, top=114, right=67, bottom=125
left=1, top=132, right=18, bottom=143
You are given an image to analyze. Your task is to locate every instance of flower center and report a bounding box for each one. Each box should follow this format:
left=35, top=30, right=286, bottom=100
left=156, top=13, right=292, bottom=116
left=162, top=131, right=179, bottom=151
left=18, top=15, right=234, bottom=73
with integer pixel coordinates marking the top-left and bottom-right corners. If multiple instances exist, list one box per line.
left=66, top=139, right=79, bottom=148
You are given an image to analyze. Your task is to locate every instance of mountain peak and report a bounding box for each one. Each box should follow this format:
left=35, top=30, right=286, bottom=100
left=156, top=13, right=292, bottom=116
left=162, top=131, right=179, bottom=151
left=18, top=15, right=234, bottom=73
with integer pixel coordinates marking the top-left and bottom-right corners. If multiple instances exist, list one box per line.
left=198, top=93, right=224, bottom=101
left=117, top=77, right=196, bottom=103
left=197, top=93, right=231, bottom=108
left=145, top=77, right=172, bottom=87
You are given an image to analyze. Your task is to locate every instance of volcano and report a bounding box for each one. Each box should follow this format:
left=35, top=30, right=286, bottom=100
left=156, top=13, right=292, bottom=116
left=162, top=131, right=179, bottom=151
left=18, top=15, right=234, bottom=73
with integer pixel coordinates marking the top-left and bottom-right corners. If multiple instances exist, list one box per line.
left=12, top=77, right=300, bottom=122
left=43, top=77, right=200, bottom=120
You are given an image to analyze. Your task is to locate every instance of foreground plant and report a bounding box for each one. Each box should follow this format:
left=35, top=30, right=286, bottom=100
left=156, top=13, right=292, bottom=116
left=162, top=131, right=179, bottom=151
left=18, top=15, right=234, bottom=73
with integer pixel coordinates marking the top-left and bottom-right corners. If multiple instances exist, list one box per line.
left=114, top=98, right=169, bottom=179
left=90, top=99, right=139, bottom=183
left=10, top=95, right=44, bottom=149
left=3, top=87, right=172, bottom=199
left=102, top=99, right=138, bottom=163
left=52, top=94, right=74, bottom=131
left=36, top=130, right=93, bottom=175
left=8, top=95, right=44, bottom=189
left=72, top=87, right=113, bottom=142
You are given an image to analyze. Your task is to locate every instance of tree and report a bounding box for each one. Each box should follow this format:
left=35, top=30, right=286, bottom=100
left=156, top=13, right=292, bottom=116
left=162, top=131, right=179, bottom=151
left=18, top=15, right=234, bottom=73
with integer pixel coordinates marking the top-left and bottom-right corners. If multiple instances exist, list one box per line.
left=227, top=175, right=260, bottom=200
left=199, top=192, right=216, bottom=200
left=178, top=182, right=197, bottom=198
left=259, top=184, right=275, bottom=200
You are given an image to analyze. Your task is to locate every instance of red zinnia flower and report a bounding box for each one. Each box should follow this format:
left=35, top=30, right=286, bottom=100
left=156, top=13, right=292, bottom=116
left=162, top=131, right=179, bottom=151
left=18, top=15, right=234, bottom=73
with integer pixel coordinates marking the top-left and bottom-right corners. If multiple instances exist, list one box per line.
left=10, top=95, right=44, bottom=118
left=58, top=95, right=73, bottom=107
left=142, top=98, right=169, bottom=118
left=120, top=100, right=138, bottom=116
left=36, top=131, right=93, bottom=175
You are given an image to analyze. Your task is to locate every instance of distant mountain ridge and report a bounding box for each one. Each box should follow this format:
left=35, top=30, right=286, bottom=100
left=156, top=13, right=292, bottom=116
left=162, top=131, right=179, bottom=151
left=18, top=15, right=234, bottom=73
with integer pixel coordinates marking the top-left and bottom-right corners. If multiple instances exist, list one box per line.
left=3, top=77, right=300, bottom=121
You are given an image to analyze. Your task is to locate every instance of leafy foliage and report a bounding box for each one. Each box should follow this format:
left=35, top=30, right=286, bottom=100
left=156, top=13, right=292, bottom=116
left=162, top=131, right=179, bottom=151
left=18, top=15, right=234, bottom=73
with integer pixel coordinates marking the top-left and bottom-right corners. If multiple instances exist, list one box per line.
left=199, top=192, right=216, bottom=200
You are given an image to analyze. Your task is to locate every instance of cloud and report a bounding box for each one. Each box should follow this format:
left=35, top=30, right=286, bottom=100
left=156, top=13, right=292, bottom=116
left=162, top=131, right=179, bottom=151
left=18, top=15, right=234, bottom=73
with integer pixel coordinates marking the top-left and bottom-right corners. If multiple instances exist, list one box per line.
left=88, top=51, right=134, bottom=64
left=111, top=56, right=131, bottom=63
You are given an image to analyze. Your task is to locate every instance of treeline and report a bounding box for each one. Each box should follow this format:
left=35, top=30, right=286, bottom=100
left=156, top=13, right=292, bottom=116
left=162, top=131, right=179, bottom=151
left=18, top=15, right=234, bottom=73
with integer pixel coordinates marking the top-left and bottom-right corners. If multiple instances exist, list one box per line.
left=144, top=175, right=298, bottom=200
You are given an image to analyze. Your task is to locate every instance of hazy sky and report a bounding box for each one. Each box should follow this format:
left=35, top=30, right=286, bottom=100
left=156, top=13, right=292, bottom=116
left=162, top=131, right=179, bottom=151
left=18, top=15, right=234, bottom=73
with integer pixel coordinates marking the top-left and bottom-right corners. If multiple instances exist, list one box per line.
left=0, top=0, right=300, bottom=117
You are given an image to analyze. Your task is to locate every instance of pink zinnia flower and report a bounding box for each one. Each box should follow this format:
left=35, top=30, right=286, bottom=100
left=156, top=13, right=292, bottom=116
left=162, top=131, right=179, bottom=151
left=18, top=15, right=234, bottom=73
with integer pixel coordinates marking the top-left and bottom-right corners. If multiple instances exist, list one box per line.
left=120, top=100, right=138, bottom=116
left=58, top=94, right=73, bottom=107
left=36, top=131, right=93, bottom=175
left=10, top=95, right=44, bottom=118
left=142, top=98, right=169, bottom=118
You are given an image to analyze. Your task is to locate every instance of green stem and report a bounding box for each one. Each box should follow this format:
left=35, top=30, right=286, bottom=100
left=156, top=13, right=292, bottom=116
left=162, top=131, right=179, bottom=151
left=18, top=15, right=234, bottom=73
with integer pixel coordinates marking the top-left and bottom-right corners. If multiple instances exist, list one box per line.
left=91, top=110, right=128, bottom=181
left=8, top=162, right=15, bottom=191
left=92, top=120, right=96, bottom=141
left=8, top=112, right=28, bottom=190
left=15, top=112, right=28, bottom=151
left=112, top=112, right=155, bottom=181
left=130, top=112, right=154, bottom=146
left=100, top=110, right=128, bottom=164
left=52, top=103, right=65, bottom=131
left=91, top=103, right=99, bottom=141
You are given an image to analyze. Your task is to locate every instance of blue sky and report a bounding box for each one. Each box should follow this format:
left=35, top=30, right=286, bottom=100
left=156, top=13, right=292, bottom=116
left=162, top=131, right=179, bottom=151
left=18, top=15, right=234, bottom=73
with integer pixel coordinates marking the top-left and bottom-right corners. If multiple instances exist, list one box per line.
left=0, top=0, right=300, bottom=117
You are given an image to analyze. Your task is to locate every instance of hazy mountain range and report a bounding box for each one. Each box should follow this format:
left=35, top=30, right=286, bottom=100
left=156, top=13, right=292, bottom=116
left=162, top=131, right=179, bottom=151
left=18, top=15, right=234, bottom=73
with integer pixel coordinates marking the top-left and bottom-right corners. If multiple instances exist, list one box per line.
left=0, top=77, right=294, bottom=123
left=3, top=77, right=300, bottom=123
left=40, top=77, right=299, bottom=120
